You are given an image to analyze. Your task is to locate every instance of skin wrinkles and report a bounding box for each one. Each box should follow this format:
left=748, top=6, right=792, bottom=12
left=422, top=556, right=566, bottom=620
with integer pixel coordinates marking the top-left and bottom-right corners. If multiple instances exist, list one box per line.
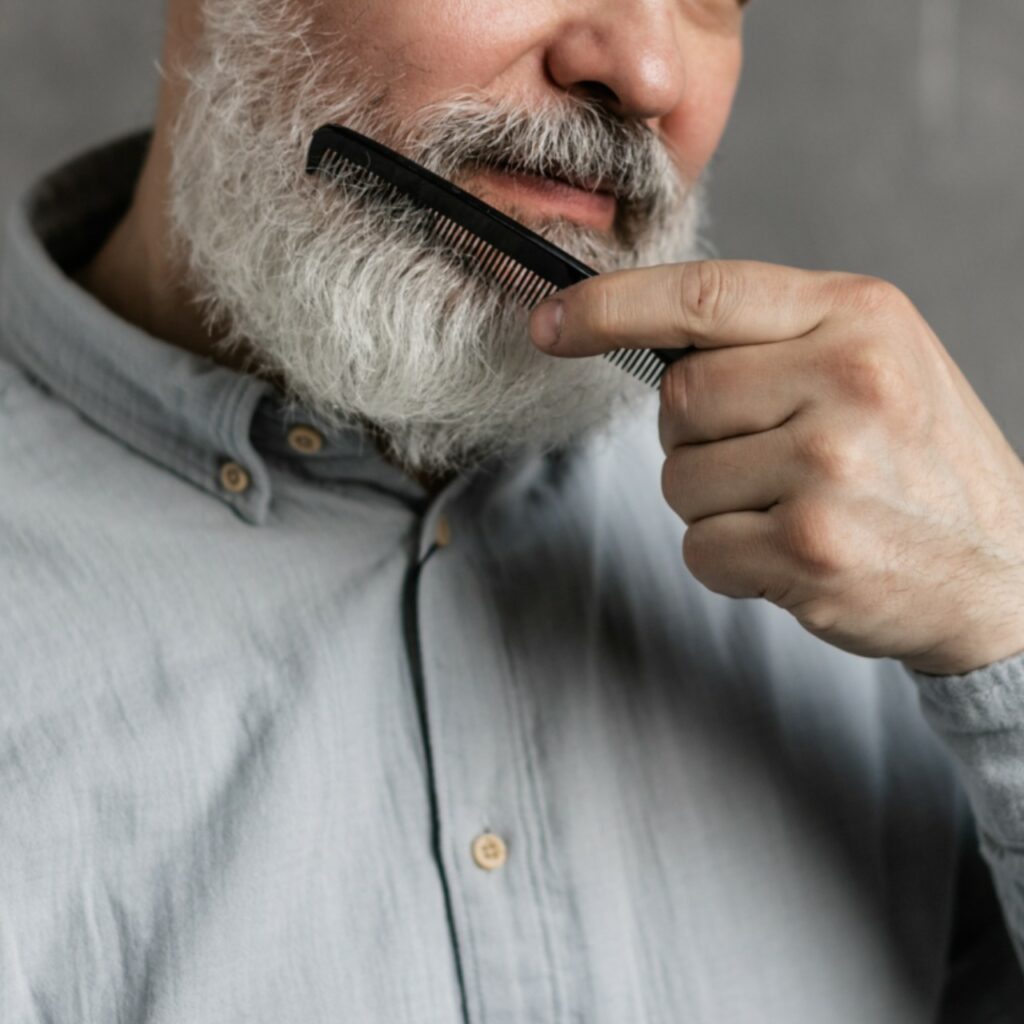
left=76, top=0, right=1024, bottom=670
left=78, top=0, right=743, bottom=387
left=308, top=0, right=743, bottom=178
left=72, top=0, right=727, bottom=487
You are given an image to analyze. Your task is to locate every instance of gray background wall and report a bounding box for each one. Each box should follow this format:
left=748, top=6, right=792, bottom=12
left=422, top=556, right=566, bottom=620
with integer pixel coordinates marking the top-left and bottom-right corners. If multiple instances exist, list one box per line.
left=1, top=0, right=1021, bottom=447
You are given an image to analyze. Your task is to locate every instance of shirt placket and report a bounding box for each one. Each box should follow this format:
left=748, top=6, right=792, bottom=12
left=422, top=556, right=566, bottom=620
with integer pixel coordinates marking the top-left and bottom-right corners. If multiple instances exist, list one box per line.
left=408, top=493, right=571, bottom=1024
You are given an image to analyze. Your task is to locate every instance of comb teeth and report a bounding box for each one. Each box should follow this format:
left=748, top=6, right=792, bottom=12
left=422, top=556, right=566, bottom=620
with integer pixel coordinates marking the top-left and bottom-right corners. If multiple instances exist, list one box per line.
left=604, top=347, right=667, bottom=388
left=423, top=208, right=556, bottom=309
left=310, top=133, right=674, bottom=389
left=318, top=149, right=559, bottom=314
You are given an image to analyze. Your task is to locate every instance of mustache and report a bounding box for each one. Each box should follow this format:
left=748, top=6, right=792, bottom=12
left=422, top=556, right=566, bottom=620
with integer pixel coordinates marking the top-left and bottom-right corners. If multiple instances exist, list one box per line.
left=398, top=94, right=685, bottom=220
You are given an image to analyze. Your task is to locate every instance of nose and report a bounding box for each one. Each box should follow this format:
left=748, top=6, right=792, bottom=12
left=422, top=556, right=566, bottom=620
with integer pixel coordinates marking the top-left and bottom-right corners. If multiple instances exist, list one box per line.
left=544, top=1, right=687, bottom=121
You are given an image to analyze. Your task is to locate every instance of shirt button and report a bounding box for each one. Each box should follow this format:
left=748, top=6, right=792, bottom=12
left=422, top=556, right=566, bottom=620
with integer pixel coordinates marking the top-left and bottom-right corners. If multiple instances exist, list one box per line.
left=286, top=424, right=324, bottom=455
left=435, top=515, right=452, bottom=548
left=471, top=832, right=508, bottom=871
left=219, top=461, right=251, bottom=494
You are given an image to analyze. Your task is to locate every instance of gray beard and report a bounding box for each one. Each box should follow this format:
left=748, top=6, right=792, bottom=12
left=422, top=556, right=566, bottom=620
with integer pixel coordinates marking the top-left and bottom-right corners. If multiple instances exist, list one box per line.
left=168, top=0, right=709, bottom=474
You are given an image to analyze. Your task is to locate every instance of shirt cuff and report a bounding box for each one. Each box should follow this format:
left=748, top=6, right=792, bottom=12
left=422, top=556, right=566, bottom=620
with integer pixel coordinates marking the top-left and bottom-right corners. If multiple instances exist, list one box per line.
left=908, top=648, right=1024, bottom=733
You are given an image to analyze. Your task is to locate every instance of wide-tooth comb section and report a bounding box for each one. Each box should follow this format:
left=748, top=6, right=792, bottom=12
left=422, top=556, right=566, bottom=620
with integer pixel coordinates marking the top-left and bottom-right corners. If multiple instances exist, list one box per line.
left=308, top=125, right=682, bottom=389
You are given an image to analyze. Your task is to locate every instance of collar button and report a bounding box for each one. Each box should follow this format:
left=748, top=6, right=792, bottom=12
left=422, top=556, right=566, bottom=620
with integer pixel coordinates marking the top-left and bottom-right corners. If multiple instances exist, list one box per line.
left=219, top=461, right=252, bottom=494
left=435, top=515, right=452, bottom=548
left=286, top=424, right=325, bottom=455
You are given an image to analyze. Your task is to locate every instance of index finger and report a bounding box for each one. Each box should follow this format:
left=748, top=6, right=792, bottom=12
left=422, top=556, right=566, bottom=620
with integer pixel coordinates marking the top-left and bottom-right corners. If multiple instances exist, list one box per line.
left=528, top=259, right=843, bottom=358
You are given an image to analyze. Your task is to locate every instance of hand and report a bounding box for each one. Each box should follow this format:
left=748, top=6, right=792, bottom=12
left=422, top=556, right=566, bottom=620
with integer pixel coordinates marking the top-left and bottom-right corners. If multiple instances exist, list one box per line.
left=529, top=260, right=1024, bottom=675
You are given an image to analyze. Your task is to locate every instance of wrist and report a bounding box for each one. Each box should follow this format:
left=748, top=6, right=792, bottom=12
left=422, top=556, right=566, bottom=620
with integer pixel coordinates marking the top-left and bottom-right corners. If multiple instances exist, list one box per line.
left=903, top=628, right=1024, bottom=678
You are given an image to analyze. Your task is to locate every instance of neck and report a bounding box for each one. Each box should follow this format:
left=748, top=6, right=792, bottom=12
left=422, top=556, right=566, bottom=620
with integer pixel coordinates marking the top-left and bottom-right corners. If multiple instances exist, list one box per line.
left=75, top=122, right=257, bottom=374
left=74, top=17, right=460, bottom=498
left=75, top=132, right=457, bottom=497
left=74, top=0, right=240, bottom=369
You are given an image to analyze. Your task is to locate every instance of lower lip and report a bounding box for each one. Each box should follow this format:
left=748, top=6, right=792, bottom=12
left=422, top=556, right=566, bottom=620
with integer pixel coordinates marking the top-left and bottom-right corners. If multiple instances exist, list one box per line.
left=467, top=167, right=617, bottom=231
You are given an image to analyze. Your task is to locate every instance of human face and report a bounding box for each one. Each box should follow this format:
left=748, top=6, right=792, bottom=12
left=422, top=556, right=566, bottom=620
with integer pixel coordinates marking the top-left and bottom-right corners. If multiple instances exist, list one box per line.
left=167, top=0, right=745, bottom=474
left=308, top=0, right=744, bottom=230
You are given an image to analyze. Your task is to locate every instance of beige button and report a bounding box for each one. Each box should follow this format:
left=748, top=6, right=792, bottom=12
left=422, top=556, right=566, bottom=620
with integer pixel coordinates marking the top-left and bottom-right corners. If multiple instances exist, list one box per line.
left=471, top=832, right=507, bottom=871
left=219, top=461, right=251, bottom=494
left=435, top=515, right=452, bottom=548
left=286, top=424, right=324, bottom=455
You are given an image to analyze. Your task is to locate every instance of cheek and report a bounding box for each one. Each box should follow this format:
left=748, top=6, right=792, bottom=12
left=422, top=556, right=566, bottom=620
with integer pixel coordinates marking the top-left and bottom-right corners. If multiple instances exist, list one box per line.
left=661, top=42, right=742, bottom=181
left=324, top=0, right=547, bottom=110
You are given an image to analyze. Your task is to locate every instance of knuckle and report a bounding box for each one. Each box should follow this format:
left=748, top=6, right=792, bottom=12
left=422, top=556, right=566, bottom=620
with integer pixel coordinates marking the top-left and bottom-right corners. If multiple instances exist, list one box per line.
left=659, top=358, right=688, bottom=419
left=794, top=598, right=841, bottom=636
left=778, top=500, right=848, bottom=576
left=797, top=428, right=864, bottom=483
left=683, top=524, right=742, bottom=597
left=842, top=275, right=907, bottom=318
left=660, top=453, right=681, bottom=505
left=832, top=343, right=907, bottom=409
left=684, top=528, right=716, bottom=585
left=659, top=352, right=701, bottom=423
left=662, top=450, right=703, bottom=524
left=678, top=260, right=730, bottom=331
left=681, top=524, right=712, bottom=579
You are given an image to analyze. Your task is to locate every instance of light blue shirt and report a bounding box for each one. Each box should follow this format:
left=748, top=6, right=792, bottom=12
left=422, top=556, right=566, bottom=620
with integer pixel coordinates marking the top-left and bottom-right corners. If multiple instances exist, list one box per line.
left=3, top=134, right=1024, bottom=1023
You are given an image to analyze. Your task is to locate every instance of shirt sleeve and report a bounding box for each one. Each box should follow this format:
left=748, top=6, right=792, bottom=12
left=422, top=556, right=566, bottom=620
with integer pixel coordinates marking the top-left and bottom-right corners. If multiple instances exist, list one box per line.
left=908, top=649, right=1024, bottom=980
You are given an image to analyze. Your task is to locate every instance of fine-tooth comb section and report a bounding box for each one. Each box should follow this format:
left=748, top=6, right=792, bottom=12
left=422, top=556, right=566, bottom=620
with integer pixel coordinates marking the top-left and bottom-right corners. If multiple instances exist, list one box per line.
left=307, top=124, right=691, bottom=389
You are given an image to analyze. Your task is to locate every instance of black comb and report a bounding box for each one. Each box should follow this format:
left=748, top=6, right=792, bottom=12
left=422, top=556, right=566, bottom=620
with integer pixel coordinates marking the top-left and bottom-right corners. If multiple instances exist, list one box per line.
left=306, top=123, right=688, bottom=389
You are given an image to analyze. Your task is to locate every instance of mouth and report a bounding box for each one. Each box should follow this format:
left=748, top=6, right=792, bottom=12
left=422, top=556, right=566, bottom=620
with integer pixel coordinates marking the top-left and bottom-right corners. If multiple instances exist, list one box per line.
left=461, top=162, right=618, bottom=232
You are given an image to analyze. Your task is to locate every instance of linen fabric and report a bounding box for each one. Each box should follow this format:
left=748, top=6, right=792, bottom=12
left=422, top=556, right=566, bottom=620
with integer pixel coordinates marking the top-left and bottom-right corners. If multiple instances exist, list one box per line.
left=2, top=136, right=1024, bottom=1023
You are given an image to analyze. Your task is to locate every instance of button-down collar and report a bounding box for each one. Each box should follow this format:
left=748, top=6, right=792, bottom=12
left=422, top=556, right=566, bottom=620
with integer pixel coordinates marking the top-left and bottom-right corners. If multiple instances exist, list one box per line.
left=0, top=132, right=503, bottom=525
left=5, top=134, right=1024, bottom=1024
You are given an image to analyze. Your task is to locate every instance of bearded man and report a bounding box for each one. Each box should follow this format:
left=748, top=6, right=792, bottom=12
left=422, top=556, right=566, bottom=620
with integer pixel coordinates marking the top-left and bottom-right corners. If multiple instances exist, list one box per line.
left=3, top=0, right=1024, bottom=1020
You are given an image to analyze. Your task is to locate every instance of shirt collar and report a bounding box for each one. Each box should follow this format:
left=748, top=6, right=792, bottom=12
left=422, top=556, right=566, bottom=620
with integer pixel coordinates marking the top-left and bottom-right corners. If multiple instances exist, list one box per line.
left=0, top=132, right=454, bottom=524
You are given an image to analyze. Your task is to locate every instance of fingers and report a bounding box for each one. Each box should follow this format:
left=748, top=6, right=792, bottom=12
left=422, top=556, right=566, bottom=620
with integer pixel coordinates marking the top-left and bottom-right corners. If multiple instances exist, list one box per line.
left=529, top=259, right=846, bottom=358
left=680, top=503, right=838, bottom=607
left=662, top=426, right=799, bottom=525
left=656, top=339, right=811, bottom=449
left=680, top=510, right=787, bottom=601
left=681, top=498, right=862, bottom=623
left=663, top=403, right=879, bottom=527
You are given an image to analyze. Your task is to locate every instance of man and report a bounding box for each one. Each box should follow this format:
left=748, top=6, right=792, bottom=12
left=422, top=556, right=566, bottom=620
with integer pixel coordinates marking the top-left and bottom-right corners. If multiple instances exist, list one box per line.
left=2, top=0, right=1024, bottom=1020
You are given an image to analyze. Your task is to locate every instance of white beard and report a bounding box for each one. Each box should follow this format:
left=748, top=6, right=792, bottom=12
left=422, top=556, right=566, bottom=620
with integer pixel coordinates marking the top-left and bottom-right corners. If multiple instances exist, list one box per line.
left=168, top=0, right=709, bottom=474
